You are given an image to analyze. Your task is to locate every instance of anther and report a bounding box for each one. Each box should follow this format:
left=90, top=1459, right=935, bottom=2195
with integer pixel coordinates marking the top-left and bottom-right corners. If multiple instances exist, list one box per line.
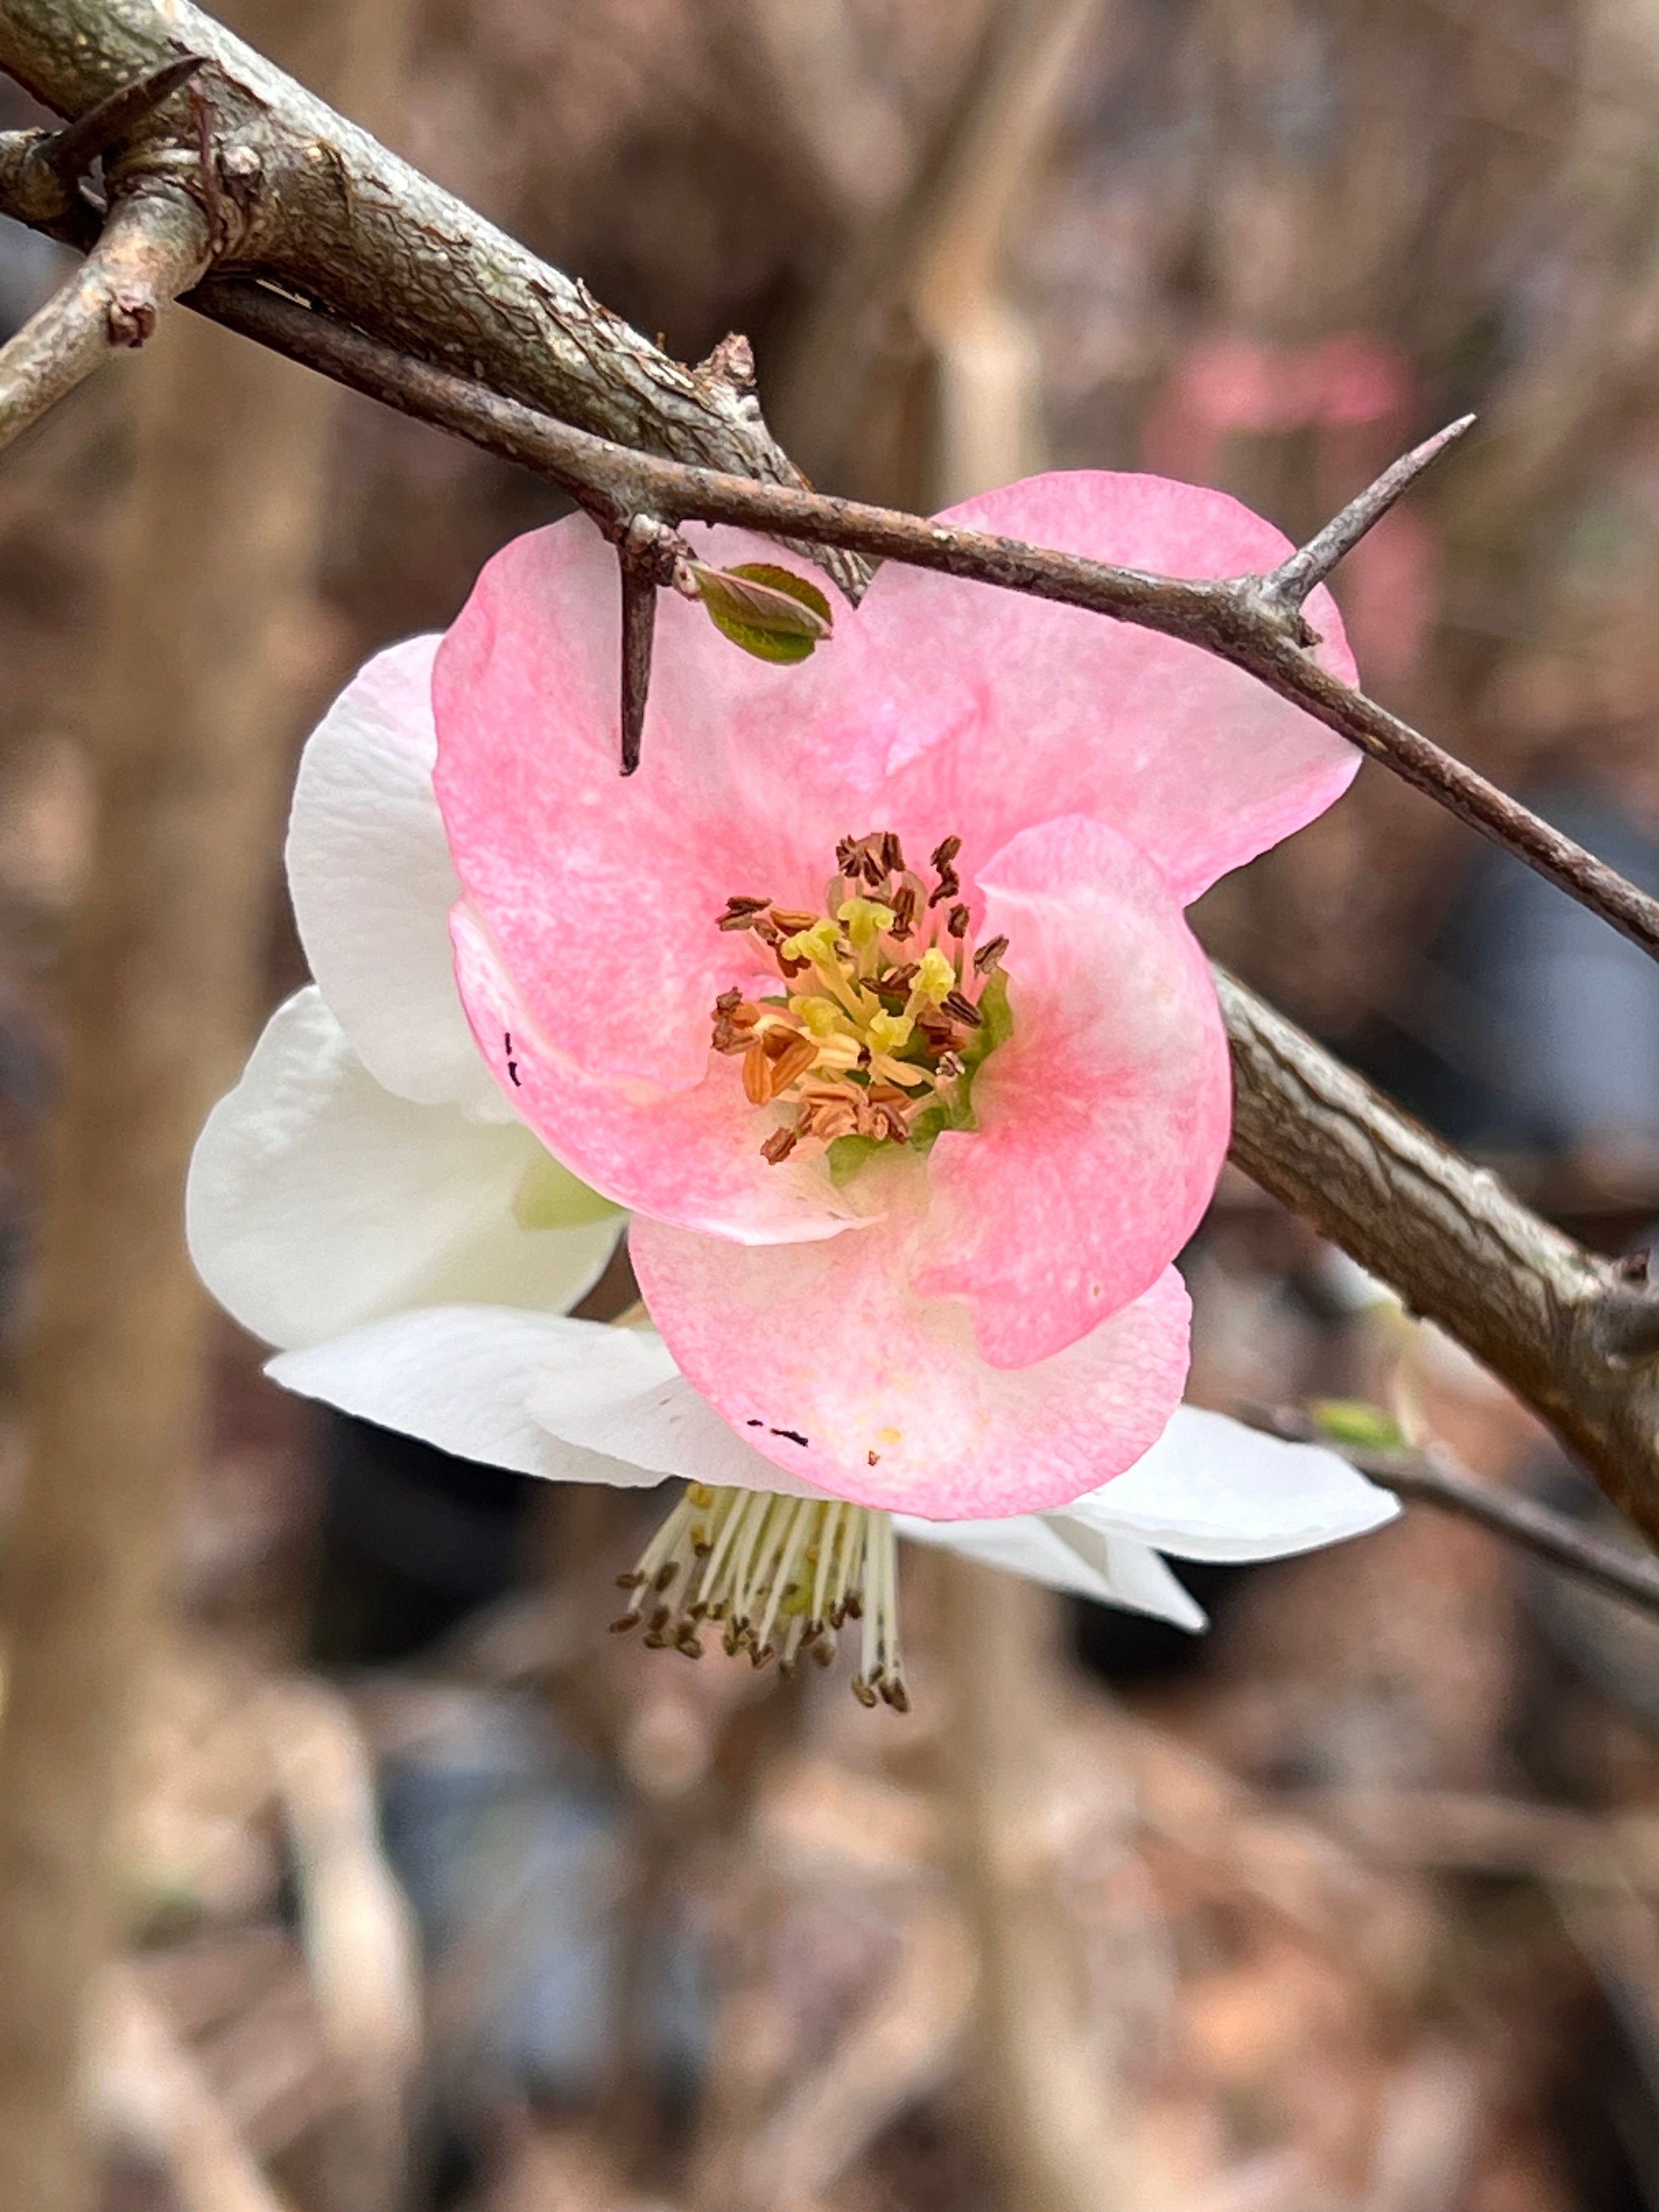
left=716, top=830, right=1011, bottom=1167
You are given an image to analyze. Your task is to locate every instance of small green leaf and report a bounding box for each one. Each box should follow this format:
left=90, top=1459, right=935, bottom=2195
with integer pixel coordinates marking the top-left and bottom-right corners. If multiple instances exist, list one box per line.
left=690, top=561, right=834, bottom=664
left=1308, top=1397, right=1409, bottom=1452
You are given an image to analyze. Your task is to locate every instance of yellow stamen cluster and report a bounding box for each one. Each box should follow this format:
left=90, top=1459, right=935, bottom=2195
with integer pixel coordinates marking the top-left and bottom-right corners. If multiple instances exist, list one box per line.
left=611, top=1485, right=907, bottom=1708
left=713, top=831, right=1009, bottom=1165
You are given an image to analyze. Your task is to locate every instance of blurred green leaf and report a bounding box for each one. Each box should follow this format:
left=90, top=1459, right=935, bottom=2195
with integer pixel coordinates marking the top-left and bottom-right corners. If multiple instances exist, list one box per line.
left=1308, top=1397, right=1409, bottom=1451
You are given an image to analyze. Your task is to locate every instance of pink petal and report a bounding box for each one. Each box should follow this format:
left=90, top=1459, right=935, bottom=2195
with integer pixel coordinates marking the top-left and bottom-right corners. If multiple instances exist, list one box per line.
left=842, top=471, right=1359, bottom=906
left=630, top=1156, right=1192, bottom=1518
left=433, top=515, right=866, bottom=1096
left=450, top=903, right=861, bottom=1242
left=913, top=814, right=1229, bottom=1367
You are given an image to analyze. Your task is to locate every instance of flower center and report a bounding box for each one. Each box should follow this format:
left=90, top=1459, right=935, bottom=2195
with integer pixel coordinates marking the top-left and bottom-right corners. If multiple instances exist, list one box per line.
left=612, top=1485, right=908, bottom=1709
left=712, top=831, right=1010, bottom=1168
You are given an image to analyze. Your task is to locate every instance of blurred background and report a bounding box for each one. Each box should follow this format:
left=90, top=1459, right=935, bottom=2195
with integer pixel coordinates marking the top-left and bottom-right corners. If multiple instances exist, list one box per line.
left=9, top=0, right=1659, bottom=2205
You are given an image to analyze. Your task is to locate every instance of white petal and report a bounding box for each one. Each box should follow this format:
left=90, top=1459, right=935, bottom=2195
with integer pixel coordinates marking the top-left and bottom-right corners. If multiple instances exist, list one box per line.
left=187, top=989, right=620, bottom=1350
left=1056, top=1404, right=1400, bottom=1562
left=894, top=1509, right=1206, bottom=1629
left=267, top=1306, right=675, bottom=1486
left=286, top=634, right=500, bottom=1113
left=528, top=1362, right=825, bottom=1500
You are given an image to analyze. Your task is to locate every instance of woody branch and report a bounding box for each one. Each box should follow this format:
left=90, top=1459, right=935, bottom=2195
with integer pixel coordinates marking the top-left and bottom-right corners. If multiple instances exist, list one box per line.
left=5, top=4, right=1659, bottom=1555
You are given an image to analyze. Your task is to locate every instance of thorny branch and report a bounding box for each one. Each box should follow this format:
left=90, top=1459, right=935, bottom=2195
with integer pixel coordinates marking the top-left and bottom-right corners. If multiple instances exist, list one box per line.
left=5, top=18, right=1659, bottom=1556
left=102, top=275, right=1659, bottom=972
left=0, top=0, right=867, bottom=596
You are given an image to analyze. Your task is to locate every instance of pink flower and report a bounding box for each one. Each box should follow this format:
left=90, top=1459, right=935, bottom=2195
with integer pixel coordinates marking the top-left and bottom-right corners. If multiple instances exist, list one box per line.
left=431, top=472, right=1358, bottom=1522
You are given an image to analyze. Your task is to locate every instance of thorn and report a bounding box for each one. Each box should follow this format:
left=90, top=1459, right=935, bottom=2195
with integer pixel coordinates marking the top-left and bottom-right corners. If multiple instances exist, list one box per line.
left=1265, top=414, right=1476, bottom=610
left=48, top=56, right=208, bottom=185
left=618, top=551, right=657, bottom=775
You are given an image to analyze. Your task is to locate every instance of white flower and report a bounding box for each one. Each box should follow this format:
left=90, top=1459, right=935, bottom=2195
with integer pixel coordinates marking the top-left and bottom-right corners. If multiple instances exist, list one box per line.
left=188, top=636, right=1399, bottom=1709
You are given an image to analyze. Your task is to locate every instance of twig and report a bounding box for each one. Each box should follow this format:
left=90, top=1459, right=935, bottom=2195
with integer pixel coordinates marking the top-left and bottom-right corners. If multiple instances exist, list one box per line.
left=0, top=188, right=212, bottom=452
left=93, top=1967, right=297, bottom=2212
left=735, top=1904, right=974, bottom=2204
left=1217, top=967, right=1659, bottom=1547
left=1254, top=1408, right=1659, bottom=1621
left=143, top=280, right=1659, bottom=969
left=1264, top=414, right=1476, bottom=607
left=1384, top=1451, right=1659, bottom=1614
left=261, top=1680, right=421, bottom=2212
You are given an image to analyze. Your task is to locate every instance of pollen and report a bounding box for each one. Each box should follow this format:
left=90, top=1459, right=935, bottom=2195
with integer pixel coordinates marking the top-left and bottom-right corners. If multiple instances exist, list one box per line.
left=611, top=1485, right=909, bottom=1710
left=710, top=828, right=1011, bottom=1167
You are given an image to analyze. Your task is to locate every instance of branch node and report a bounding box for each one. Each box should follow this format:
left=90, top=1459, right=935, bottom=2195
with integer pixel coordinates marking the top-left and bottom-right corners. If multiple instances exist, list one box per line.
left=0, top=189, right=213, bottom=455
left=698, top=331, right=757, bottom=393
left=1265, top=414, right=1476, bottom=610
left=105, top=287, right=158, bottom=347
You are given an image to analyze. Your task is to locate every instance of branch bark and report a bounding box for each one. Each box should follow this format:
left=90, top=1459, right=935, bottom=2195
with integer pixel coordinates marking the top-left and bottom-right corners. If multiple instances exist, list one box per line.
left=1218, top=968, right=1659, bottom=1547
left=0, top=0, right=866, bottom=595
left=0, top=185, right=210, bottom=450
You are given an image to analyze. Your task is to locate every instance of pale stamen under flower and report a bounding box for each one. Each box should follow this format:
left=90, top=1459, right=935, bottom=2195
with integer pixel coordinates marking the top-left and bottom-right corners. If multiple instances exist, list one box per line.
left=712, top=829, right=1008, bottom=1166
left=611, top=1483, right=909, bottom=1709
